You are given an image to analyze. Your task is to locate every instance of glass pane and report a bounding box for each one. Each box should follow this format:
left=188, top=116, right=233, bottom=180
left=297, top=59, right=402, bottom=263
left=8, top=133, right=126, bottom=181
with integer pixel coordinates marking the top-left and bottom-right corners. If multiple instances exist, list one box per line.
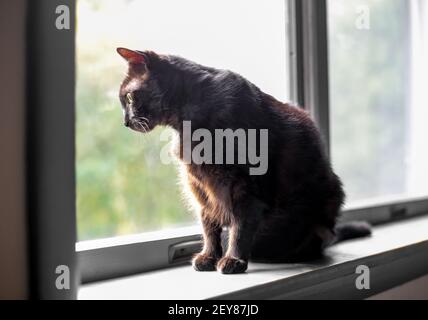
left=328, top=0, right=428, bottom=206
left=76, top=0, right=288, bottom=241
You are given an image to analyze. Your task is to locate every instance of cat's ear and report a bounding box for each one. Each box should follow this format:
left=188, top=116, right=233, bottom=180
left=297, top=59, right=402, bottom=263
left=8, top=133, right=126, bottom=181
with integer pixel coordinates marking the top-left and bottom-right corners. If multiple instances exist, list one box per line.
left=116, top=48, right=147, bottom=65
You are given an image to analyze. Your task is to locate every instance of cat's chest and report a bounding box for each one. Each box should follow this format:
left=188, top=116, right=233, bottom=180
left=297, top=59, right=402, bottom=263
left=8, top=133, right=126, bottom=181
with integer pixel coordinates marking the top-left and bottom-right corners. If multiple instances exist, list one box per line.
left=182, top=163, right=233, bottom=224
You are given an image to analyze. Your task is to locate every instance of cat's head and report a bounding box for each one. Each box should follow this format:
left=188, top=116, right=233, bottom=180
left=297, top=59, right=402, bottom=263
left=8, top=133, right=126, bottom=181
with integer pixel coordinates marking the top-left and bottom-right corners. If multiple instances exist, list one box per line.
left=117, top=47, right=171, bottom=133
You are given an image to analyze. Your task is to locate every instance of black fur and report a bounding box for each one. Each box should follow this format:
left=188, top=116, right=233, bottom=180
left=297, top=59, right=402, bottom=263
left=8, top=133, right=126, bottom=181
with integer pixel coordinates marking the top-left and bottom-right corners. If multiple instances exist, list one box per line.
left=333, top=221, right=372, bottom=244
left=117, top=49, right=372, bottom=273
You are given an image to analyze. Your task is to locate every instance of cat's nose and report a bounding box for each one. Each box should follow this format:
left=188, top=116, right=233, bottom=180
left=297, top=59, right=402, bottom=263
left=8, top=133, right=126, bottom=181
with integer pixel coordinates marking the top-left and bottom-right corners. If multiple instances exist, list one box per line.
left=124, top=113, right=131, bottom=127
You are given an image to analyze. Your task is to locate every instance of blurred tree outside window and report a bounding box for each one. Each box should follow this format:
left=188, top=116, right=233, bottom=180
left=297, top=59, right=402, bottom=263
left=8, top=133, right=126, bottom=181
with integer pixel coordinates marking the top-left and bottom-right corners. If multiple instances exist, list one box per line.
left=76, top=0, right=288, bottom=241
left=76, top=0, right=428, bottom=242
left=328, top=0, right=428, bottom=207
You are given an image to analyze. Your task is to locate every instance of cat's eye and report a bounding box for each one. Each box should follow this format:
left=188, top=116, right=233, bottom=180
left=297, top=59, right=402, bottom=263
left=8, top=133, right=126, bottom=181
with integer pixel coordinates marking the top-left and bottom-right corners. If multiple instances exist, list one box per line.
left=126, top=93, right=134, bottom=105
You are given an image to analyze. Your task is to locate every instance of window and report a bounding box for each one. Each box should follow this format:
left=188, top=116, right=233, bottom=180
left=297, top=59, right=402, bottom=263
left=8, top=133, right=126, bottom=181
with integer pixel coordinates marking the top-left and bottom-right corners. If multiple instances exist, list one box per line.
left=27, top=1, right=428, bottom=298
left=74, top=0, right=428, bottom=283
left=76, top=0, right=288, bottom=243
left=76, top=0, right=289, bottom=242
left=328, top=0, right=428, bottom=207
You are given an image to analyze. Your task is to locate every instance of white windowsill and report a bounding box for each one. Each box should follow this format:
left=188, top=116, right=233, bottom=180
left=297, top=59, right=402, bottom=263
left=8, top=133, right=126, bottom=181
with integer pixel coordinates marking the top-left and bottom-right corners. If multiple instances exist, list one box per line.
left=78, top=215, right=428, bottom=300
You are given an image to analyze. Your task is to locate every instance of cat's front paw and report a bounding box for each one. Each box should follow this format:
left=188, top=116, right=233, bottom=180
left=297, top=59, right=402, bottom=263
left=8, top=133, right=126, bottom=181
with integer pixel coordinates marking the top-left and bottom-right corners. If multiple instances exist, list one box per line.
left=192, top=254, right=218, bottom=272
left=217, top=256, right=248, bottom=274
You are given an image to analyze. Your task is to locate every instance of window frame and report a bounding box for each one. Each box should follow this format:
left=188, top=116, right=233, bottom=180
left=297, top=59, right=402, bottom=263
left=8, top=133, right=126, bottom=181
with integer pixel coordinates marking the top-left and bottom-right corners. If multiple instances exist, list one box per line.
left=28, top=0, right=428, bottom=290
left=27, top=0, right=78, bottom=298
left=77, top=0, right=428, bottom=284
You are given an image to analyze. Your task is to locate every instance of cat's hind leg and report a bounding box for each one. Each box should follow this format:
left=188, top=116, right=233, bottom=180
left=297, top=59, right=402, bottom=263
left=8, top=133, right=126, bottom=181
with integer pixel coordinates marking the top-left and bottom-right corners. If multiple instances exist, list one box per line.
left=250, top=215, right=325, bottom=263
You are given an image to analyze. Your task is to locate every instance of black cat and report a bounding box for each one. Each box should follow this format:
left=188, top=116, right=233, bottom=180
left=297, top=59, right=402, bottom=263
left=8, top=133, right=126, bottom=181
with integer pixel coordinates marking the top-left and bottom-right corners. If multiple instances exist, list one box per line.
left=117, top=48, right=371, bottom=274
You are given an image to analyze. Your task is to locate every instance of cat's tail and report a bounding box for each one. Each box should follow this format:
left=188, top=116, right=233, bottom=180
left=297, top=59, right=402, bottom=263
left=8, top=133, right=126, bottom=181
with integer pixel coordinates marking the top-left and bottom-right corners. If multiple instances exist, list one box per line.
left=331, top=221, right=372, bottom=245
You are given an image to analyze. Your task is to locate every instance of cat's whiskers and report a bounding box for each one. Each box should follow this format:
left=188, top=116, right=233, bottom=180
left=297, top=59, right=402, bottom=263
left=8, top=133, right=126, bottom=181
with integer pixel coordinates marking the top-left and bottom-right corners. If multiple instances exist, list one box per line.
left=135, top=121, right=147, bottom=134
left=142, top=122, right=150, bottom=132
left=134, top=120, right=153, bottom=147
left=137, top=116, right=150, bottom=123
left=132, top=121, right=148, bottom=146
left=134, top=117, right=150, bottom=133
